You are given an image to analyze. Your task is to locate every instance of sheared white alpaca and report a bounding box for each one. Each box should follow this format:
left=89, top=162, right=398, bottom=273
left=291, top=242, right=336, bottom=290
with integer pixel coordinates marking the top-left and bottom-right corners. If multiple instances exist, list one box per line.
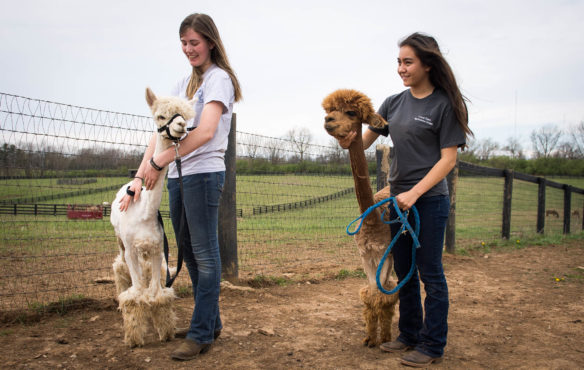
left=110, top=87, right=194, bottom=347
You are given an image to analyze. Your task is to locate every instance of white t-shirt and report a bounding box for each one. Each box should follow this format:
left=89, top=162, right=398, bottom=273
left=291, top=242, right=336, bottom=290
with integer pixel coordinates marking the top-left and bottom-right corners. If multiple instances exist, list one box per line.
left=167, top=64, right=235, bottom=178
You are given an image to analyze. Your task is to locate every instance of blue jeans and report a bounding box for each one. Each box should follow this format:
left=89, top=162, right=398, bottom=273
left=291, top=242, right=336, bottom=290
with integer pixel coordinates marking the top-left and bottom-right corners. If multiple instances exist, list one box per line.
left=390, top=195, right=450, bottom=358
left=168, top=171, right=225, bottom=344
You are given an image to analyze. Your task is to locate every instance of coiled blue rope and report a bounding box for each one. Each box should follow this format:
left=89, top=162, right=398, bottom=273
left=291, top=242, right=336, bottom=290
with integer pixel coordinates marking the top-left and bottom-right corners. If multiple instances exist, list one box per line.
left=346, top=197, right=420, bottom=295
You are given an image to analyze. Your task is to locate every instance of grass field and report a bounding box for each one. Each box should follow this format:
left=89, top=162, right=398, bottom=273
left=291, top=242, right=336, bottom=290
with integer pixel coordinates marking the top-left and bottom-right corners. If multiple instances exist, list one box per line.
left=1, top=174, right=583, bottom=312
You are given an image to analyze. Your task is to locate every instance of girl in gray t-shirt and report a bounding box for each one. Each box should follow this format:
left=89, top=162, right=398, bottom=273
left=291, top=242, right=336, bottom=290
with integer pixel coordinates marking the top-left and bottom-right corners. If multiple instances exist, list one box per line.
left=336, top=32, right=472, bottom=367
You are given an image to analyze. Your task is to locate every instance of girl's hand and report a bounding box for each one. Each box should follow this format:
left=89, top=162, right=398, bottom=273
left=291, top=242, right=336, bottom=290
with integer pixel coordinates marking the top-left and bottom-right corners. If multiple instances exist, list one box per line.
left=338, top=131, right=357, bottom=149
left=119, top=178, right=143, bottom=212
left=144, top=159, right=162, bottom=190
left=395, top=189, right=421, bottom=211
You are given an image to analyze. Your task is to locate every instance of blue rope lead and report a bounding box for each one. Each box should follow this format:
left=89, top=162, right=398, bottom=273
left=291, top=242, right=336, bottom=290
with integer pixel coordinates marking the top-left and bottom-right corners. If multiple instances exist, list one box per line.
left=346, top=197, right=420, bottom=295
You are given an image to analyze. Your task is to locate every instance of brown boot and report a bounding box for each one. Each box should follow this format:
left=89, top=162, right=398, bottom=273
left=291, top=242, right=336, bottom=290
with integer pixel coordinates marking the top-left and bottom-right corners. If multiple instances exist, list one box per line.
left=380, top=340, right=413, bottom=353
left=175, top=327, right=221, bottom=340
left=171, top=339, right=211, bottom=361
left=400, top=350, right=443, bottom=367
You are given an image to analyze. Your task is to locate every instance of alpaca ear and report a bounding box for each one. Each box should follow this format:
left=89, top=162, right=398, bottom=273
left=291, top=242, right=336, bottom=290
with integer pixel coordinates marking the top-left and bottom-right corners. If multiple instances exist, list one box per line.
left=366, top=113, right=387, bottom=129
left=145, top=87, right=157, bottom=108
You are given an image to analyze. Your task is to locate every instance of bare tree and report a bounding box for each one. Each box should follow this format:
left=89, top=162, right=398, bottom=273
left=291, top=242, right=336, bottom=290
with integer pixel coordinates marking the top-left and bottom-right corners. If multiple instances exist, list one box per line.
left=326, top=137, right=347, bottom=163
left=475, top=138, right=500, bottom=160
left=530, top=124, right=562, bottom=158
left=555, top=141, right=580, bottom=159
left=285, top=127, right=313, bottom=162
left=503, top=136, right=524, bottom=159
left=242, top=133, right=263, bottom=160
left=569, top=121, right=584, bottom=158
left=264, top=137, right=283, bottom=164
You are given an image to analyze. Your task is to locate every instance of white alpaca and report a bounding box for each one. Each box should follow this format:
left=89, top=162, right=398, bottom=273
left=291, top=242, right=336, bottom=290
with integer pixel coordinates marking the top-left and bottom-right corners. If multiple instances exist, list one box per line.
left=110, top=87, right=194, bottom=347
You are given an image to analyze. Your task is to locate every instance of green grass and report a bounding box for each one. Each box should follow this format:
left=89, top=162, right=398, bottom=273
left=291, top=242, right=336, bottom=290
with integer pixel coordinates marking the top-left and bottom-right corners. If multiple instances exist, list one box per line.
left=1, top=175, right=583, bottom=256
left=334, top=268, right=367, bottom=280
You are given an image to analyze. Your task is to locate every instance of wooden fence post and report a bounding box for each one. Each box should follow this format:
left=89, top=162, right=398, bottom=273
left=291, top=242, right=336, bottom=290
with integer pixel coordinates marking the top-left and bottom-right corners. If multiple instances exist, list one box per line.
left=445, top=160, right=459, bottom=253
left=563, top=185, right=572, bottom=235
left=375, top=144, right=391, bottom=192
left=218, top=113, right=238, bottom=281
left=537, top=177, right=546, bottom=234
left=502, top=169, right=513, bottom=239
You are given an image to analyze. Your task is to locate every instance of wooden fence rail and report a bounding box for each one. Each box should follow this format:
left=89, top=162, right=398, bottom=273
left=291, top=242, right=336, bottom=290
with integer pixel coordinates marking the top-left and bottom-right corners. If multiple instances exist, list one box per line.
left=375, top=147, right=584, bottom=253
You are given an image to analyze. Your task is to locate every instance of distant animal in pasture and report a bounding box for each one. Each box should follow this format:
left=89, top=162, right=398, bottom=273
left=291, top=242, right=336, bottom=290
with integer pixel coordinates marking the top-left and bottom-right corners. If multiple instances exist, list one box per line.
left=546, top=209, right=559, bottom=218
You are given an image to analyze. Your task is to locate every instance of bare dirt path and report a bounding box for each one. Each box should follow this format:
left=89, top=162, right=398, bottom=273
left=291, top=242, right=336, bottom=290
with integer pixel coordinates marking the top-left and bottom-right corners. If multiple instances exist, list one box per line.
left=1, top=241, right=583, bottom=369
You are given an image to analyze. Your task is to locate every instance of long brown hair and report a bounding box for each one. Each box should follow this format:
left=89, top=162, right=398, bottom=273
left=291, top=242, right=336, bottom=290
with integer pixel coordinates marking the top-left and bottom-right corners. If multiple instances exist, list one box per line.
left=399, top=32, right=472, bottom=138
left=179, top=13, right=242, bottom=102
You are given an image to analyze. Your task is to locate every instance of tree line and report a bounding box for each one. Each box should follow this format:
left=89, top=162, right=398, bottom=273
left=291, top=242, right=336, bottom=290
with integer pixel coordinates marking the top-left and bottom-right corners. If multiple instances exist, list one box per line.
left=2, top=121, right=583, bottom=178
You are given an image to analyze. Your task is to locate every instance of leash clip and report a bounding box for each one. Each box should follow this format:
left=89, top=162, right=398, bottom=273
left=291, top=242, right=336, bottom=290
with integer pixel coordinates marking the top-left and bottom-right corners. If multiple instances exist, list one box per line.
left=173, top=142, right=181, bottom=161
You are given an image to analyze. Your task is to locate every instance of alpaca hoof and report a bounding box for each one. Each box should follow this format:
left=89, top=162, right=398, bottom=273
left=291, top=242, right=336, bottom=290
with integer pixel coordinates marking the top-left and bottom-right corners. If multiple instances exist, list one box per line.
left=363, top=336, right=377, bottom=348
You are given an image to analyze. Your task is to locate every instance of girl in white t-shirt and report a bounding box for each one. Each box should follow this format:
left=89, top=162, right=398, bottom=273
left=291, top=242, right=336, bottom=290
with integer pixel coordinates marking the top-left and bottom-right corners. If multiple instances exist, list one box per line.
left=119, top=13, right=241, bottom=361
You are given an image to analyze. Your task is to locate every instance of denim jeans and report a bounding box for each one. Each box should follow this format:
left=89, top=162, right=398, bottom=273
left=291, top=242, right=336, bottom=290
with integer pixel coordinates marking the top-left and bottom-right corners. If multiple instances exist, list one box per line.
left=390, top=195, right=450, bottom=358
left=167, top=171, right=225, bottom=344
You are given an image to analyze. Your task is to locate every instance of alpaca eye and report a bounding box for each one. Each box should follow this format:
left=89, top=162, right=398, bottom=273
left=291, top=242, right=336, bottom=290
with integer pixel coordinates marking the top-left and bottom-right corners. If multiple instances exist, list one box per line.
left=346, top=111, right=357, bottom=117
left=157, top=115, right=166, bottom=120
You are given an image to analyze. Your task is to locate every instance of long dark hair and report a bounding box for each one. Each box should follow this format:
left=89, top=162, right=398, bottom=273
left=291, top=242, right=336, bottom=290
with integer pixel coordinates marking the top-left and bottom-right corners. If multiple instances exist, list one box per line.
left=399, top=32, right=472, bottom=137
left=179, top=13, right=242, bottom=102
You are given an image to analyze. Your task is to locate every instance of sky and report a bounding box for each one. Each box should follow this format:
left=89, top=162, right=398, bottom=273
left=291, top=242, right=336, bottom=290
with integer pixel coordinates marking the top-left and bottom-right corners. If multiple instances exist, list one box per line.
left=1, top=0, right=584, bottom=152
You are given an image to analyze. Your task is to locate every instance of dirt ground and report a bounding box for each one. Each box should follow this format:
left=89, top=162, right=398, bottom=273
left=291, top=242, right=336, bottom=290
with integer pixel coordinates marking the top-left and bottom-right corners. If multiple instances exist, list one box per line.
left=1, top=241, right=583, bottom=369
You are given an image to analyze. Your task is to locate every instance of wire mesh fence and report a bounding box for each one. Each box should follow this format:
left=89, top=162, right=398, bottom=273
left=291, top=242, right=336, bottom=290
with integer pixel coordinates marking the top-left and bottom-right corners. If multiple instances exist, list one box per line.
left=1, top=92, right=583, bottom=317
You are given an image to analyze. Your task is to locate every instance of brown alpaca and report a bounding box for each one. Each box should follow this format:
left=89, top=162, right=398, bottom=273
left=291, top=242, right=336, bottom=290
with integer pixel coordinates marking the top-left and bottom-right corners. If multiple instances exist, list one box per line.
left=546, top=209, right=559, bottom=218
left=322, top=89, right=398, bottom=347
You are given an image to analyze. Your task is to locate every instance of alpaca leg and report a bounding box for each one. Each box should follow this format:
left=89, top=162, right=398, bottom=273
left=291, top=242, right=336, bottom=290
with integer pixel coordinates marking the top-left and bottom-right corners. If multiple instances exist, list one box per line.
left=148, top=246, right=163, bottom=299
left=113, top=237, right=132, bottom=296
left=125, top=242, right=144, bottom=291
left=113, top=254, right=132, bottom=296
left=118, top=288, right=148, bottom=347
left=360, top=286, right=379, bottom=347
left=379, top=292, right=398, bottom=344
left=150, top=287, right=177, bottom=341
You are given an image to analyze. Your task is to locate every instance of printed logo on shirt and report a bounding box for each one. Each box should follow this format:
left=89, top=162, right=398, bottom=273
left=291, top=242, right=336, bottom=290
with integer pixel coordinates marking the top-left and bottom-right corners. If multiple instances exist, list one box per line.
left=414, top=115, right=433, bottom=126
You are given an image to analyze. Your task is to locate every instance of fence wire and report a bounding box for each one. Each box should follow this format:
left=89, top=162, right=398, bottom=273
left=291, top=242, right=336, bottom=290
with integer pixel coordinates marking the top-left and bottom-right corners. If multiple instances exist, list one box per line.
left=1, top=92, right=582, bottom=317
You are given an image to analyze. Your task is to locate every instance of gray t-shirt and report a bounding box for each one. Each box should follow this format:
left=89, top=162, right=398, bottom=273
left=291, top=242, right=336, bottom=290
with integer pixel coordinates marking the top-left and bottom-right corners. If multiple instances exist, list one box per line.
left=370, top=88, right=466, bottom=197
left=167, top=64, right=235, bottom=178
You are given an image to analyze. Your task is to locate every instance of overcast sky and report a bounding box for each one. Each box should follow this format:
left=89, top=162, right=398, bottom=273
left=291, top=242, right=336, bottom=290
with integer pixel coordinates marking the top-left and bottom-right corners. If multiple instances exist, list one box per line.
left=2, top=0, right=583, bottom=151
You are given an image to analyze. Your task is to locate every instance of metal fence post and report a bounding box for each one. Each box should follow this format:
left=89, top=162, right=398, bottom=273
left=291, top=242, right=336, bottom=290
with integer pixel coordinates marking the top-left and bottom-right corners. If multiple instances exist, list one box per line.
left=218, top=113, right=238, bottom=280
left=445, top=159, right=459, bottom=253
left=537, top=177, right=546, bottom=234
left=502, top=169, right=513, bottom=239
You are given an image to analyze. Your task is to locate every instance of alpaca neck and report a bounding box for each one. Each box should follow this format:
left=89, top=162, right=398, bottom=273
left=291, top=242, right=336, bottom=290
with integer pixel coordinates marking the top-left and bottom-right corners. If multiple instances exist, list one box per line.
left=147, top=136, right=172, bottom=210
left=348, top=129, right=376, bottom=214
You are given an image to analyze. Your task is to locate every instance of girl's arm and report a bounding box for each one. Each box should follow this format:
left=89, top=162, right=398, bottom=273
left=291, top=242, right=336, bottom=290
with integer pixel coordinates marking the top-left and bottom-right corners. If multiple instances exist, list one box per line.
left=118, top=133, right=157, bottom=211
left=395, top=146, right=457, bottom=210
left=143, top=101, right=224, bottom=190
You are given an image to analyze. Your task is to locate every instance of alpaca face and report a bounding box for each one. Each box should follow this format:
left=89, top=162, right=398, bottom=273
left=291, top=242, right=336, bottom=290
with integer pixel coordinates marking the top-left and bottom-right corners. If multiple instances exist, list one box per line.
left=323, top=109, right=362, bottom=139
left=322, top=89, right=384, bottom=140
left=146, top=88, right=195, bottom=142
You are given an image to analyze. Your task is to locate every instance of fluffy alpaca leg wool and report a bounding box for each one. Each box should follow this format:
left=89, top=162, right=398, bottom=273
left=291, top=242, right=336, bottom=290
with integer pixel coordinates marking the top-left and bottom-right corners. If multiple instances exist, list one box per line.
left=150, top=287, right=177, bottom=341
left=118, top=287, right=149, bottom=347
left=113, top=255, right=132, bottom=296
left=360, top=285, right=379, bottom=347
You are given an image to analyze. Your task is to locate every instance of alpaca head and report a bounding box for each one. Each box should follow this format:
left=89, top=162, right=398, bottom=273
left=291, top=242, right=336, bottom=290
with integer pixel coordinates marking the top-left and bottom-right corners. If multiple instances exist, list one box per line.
left=145, top=87, right=195, bottom=142
left=322, top=89, right=387, bottom=140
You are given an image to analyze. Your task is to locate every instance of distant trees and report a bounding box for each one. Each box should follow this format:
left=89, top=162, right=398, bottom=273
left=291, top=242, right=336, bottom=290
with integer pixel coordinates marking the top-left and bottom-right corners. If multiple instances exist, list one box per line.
left=0, top=142, right=142, bottom=178
left=285, top=127, right=313, bottom=162
left=530, top=124, right=562, bottom=159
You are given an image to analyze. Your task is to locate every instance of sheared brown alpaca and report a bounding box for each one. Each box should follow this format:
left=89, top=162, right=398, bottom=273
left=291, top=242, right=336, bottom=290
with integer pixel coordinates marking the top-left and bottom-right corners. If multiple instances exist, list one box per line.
left=322, top=89, right=398, bottom=347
